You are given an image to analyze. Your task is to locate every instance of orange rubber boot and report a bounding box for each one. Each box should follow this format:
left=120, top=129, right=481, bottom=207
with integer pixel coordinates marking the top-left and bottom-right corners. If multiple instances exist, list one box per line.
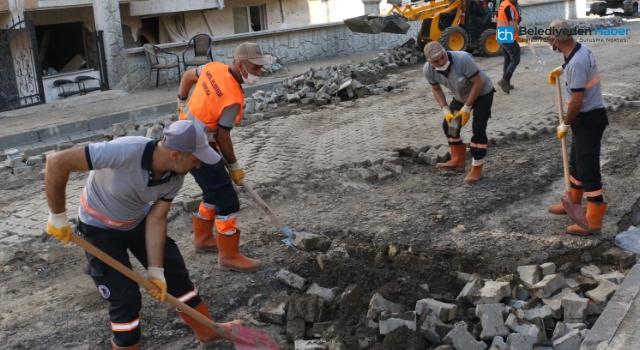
left=464, top=164, right=483, bottom=184
left=216, top=230, right=263, bottom=272
left=111, top=339, right=139, bottom=350
left=549, top=188, right=583, bottom=215
left=436, top=144, right=466, bottom=171
left=193, top=214, right=218, bottom=253
left=179, top=302, right=245, bottom=346
left=567, top=201, right=607, bottom=236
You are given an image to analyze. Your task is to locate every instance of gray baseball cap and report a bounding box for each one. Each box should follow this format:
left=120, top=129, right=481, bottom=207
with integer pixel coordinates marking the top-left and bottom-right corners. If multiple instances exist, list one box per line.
left=163, top=121, right=220, bottom=164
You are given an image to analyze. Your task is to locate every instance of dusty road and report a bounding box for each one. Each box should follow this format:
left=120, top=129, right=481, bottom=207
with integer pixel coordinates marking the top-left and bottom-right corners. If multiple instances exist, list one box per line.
left=0, top=18, right=639, bottom=350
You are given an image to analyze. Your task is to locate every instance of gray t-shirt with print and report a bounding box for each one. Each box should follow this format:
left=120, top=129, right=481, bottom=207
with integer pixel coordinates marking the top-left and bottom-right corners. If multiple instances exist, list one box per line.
left=78, top=137, right=184, bottom=230
left=563, top=43, right=605, bottom=112
left=423, top=51, right=494, bottom=103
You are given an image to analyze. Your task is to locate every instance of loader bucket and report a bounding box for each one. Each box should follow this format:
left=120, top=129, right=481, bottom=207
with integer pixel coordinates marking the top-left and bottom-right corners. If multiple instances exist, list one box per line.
left=344, top=14, right=410, bottom=34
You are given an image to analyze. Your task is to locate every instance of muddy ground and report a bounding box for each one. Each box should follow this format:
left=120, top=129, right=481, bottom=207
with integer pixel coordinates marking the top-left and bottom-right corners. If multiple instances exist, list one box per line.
left=1, top=19, right=640, bottom=350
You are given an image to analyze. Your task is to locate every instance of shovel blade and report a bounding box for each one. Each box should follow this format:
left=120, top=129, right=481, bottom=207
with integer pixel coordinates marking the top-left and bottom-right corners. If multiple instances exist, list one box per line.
left=561, top=192, right=589, bottom=229
left=232, top=324, right=281, bottom=350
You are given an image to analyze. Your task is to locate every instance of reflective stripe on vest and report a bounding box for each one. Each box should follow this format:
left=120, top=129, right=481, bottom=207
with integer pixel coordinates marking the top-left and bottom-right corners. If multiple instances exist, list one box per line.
left=179, top=62, right=244, bottom=141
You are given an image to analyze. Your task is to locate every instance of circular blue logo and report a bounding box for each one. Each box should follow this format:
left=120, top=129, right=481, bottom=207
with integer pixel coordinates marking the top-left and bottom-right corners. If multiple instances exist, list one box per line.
left=98, top=285, right=110, bottom=299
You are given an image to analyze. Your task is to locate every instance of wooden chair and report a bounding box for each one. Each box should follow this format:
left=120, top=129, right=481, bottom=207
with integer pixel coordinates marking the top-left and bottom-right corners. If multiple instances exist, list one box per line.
left=143, top=44, right=181, bottom=90
left=53, top=79, right=81, bottom=98
left=74, top=76, right=101, bottom=95
left=182, top=34, right=213, bottom=70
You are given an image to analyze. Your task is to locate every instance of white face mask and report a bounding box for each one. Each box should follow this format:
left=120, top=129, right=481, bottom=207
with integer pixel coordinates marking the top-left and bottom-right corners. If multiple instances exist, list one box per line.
left=549, top=39, right=560, bottom=53
left=242, top=63, right=260, bottom=85
left=435, top=60, right=451, bottom=71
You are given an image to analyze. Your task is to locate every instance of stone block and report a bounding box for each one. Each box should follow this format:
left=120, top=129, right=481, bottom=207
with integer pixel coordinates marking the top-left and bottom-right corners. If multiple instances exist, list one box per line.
left=356, top=168, right=377, bottom=182
left=288, top=294, right=324, bottom=323
left=507, top=333, right=537, bottom=350
left=442, top=321, right=488, bottom=350
left=55, top=142, right=75, bottom=151
left=540, top=263, right=556, bottom=276
left=25, top=156, right=43, bottom=166
left=294, top=339, right=328, bottom=350
left=4, top=157, right=23, bottom=168
left=594, top=271, right=625, bottom=285
left=457, top=278, right=482, bottom=304
left=580, top=265, right=601, bottom=278
left=306, top=283, right=338, bottom=306
left=367, top=293, right=404, bottom=321
left=520, top=305, right=554, bottom=328
left=530, top=274, right=568, bottom=299
left=259, top=295, right=289, bottom=325
left=181, top=199, right=200, bottom=212
left=419, top=308, right=452, bottom=344
left=314, top=99, right=328, bottom=106
left=561, top=295, right=589, bottom=323
left=505, top=314, right=543, bottom=344
left=317, top=246, right=349, bottom=270
left=585, top=279, right=619, bottom=304
left=475, top=281, right=510, bottom=305
left=276, top=269, right=308, bottom=290
left=518, top=265, right=542, bottom=287
left=286, top=317, right=306, bottom=343
left=475, top=304, right=509, bottom=340
left=379, top=311, right=416, bottom=335
left=436, top=145, right=451, bottom=163
left=12, top=166, right=32, bottom=175
left=552, top=329, right=581, bottom=350
left=378, top=171, right=393, bottom=181
left=490, top=336, right=508, bottom=350
left=415, top=298, right=457, bottom=321
left=291, top=231, right=331, bottom=251
left=602, top=247, right=636, bottom=269
left=542, top=288, right=577, bottom=319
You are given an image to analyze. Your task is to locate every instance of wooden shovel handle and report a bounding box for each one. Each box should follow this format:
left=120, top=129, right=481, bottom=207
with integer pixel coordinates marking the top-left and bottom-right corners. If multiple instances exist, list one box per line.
left=241, top=180, right=287, bottom=232
left=555, top=76, right=572, bottom=193
left=69, top=232, right=237, bottom=342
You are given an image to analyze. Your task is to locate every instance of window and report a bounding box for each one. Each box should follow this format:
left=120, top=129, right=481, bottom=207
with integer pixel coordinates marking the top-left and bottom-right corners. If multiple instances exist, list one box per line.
left=233, top=5, right=267, bottom=34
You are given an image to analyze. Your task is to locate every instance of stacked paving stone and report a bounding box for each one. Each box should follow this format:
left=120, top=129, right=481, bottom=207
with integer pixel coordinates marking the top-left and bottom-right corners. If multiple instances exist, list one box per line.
left=0, top=114, right=177, bottom=191
left=256, top=243, right=636, bottom=350
left=243, top=40, right=421, bottom=119
left=572, top=16, right=626, bottom=30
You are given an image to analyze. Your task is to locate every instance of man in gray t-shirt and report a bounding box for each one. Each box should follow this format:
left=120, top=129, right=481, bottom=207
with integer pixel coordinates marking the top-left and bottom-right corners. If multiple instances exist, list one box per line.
left=423, top=41, right=495, bottom=184
left=44, top=121, right=244, bottom=349
left=545, top=20, right=608, bottom=236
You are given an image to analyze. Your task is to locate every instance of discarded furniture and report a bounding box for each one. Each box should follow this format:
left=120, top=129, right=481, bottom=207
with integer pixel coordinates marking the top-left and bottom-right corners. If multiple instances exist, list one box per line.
left=53, top=79, right=82, bottom=98
left=74, top=76, right=101, bottom=95
left=261, top=53, right=289, bottom=75
left=143, top=44, right=181, bottom=90
left=182, top=34, right=213, bottom=70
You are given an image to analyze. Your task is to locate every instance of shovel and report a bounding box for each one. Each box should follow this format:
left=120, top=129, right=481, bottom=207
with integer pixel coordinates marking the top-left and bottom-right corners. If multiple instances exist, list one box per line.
left=554, top=77, right=589, bottom=229
left=69, top=232, right=280, bottom=350
left=523, top=36, right=545, bottom=72
left=241, top=180, right=298, bottom=249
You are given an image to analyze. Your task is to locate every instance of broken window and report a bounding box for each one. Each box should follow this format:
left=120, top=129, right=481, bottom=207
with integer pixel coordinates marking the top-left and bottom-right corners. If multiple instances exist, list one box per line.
left=35, top=22, right=94, bottom=75
left=233, top=5, right=267, bottom=34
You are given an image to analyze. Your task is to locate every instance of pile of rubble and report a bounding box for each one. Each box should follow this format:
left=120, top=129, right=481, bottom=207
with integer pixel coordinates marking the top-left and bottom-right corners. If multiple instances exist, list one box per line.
left=256, top=233, right=636, bottom=350
left=243, top=40, right=422, bottom=118
left=575, top=16, right=626, bottom=29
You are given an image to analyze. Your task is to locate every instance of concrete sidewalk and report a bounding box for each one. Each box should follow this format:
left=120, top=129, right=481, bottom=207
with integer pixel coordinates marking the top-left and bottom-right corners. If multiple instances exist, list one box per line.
left=0, top=49, right=386, bottom=151
left=581, top=263, right=640, bottom=349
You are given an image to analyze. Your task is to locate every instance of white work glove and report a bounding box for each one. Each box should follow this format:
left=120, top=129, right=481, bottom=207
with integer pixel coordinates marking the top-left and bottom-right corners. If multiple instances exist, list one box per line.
left=46, top=211, right=72, bottom=244
left=557, top=123, right=570, bottom=139
left=146, top=267, right=167, bottom=302
left=442, top=106, right=455, bottom=125
left=177, top=99, right=187, bottom=114
left=549, top=67, right=564, bottom=85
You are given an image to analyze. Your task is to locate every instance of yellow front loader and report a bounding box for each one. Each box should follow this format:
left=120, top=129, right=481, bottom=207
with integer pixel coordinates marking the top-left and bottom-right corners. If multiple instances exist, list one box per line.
left=345, top=0, right=504, bottom=57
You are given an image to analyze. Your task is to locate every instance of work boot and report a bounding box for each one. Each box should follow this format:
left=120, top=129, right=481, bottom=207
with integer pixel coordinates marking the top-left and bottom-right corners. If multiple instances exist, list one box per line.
left=217, top=230, right=263, bottom=272
left=509, top=84, right=515, bottom=89
left=111, top=339, right=138, bottom=350
left=179, top=302, right=245, bottom=346
left=498, top=78, right=510, bottom=94
left=436, top=144, right=466, bottom=171
left=193, top=214, right=218, bottom=253
left=549, top=188, right=583, bottom=215
left=567, top=201, right=607, bottom=236
left=464, top=164, right=483, bottom=184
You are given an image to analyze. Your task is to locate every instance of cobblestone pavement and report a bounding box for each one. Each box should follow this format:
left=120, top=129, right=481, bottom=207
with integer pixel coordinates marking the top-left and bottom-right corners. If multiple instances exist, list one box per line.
left=1, top=20, right=640, bottom=248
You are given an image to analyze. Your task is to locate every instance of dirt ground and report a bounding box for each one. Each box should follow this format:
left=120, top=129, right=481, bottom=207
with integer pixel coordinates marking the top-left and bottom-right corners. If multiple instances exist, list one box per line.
left=1, top=18, right=640, bottom=350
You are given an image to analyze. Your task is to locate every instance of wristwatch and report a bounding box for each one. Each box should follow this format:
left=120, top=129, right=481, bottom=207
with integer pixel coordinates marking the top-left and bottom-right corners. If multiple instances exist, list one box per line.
left=178, top=94, right=187, bottom=101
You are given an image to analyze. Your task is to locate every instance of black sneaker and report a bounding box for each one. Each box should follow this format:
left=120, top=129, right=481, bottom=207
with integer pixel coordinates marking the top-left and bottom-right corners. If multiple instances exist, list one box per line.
left=498, top=78, right=510, bottom=94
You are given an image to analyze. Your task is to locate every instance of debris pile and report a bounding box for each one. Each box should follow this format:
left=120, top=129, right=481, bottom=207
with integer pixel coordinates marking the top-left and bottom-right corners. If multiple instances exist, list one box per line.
left=575, top=16, right=626, bottom=29
left=242, top=40, right=422, bottom=119
left=256, top=244, right=636, bottom=350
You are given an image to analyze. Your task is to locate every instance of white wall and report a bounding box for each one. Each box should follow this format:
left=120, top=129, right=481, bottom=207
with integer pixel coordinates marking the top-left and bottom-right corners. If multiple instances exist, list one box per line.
left=128, top=0, right=223, bottom=16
